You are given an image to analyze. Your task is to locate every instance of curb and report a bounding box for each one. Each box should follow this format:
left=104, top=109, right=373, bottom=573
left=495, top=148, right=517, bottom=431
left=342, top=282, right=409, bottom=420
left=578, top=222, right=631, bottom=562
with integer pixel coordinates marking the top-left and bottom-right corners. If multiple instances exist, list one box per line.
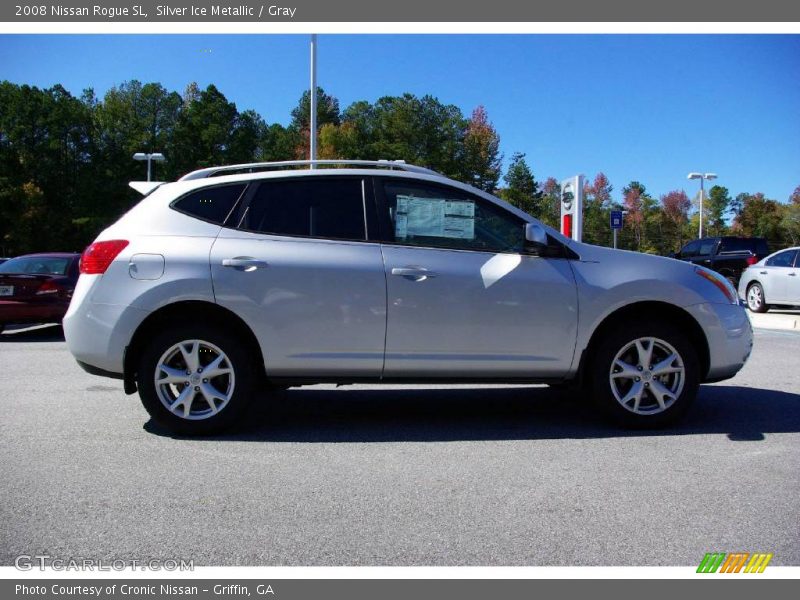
left=748, top=312, right=800, bottom=331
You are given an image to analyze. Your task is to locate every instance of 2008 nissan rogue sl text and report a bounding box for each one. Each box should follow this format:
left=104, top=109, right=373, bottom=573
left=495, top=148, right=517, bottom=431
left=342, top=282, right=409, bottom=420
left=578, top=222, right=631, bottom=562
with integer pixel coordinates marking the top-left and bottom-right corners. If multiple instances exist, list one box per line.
left=64, top=160, right=753, bottom=434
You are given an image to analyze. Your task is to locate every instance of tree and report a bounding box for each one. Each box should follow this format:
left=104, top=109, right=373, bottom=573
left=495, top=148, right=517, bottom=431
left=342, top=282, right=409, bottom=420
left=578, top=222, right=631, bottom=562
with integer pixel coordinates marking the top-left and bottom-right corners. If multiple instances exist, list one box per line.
left=538, top=177, right=561, bottom=229
left=732, top=192, right=783, bottom=241
left=171, top=84, right=247, bottom=174
left=499, top=152, right=538, bottom=216
left=583, top=173, right=613, bottom=245
left=290, top=87, right=341, bottom=160
left=660, top=189, right=692, bottom=251
left=461, top=105, right=502, bottom=192
left=705, top=185, right=731, bottom=237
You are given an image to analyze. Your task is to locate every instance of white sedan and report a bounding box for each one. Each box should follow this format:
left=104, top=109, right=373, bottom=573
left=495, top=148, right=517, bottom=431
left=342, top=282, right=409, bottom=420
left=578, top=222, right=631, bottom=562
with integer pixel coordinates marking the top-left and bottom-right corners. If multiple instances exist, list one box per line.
left=739, top=246, right=800, bottom=312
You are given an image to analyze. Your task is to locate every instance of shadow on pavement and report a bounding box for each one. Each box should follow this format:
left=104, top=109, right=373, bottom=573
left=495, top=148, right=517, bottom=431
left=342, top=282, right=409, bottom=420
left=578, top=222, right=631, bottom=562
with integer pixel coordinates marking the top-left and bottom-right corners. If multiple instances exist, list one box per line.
left=144, top=384, right=800, bottom=443
left=0, top=323, right=64, bottom=343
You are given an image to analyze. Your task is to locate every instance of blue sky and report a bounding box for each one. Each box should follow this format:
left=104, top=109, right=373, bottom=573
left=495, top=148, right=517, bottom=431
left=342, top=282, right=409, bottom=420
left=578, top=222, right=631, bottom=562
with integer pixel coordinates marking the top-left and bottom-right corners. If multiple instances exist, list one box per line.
left=1, top=34, right=798, bottom=204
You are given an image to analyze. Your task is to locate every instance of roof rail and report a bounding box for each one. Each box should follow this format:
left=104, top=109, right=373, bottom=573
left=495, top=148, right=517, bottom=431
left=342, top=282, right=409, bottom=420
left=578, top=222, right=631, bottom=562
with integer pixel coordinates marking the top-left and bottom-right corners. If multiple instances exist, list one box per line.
left=178, top=159, right=442, bottom=181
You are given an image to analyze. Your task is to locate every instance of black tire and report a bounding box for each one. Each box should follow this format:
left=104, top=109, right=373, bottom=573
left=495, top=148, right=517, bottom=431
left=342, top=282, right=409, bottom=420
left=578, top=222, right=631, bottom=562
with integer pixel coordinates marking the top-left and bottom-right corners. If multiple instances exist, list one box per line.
left=590, top=320, right=700, bottom=428
left=746, top=282, right=769, bottom=313
left=136, top=323, right=256, bottom=435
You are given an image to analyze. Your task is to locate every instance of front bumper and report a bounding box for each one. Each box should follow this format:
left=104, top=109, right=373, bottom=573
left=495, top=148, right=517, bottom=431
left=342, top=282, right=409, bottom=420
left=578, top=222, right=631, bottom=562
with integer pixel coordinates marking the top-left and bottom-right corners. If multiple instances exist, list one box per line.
left=685, top=301, right=753, bottom=382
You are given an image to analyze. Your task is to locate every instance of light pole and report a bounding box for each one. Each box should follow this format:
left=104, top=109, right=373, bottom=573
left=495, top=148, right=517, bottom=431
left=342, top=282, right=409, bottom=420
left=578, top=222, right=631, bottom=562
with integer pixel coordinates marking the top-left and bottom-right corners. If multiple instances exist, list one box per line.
left=687, top=172, right=717, bottom=239
left=309, top=34, right=317, bottom=168
left=133, top=152, right=166, bottom=182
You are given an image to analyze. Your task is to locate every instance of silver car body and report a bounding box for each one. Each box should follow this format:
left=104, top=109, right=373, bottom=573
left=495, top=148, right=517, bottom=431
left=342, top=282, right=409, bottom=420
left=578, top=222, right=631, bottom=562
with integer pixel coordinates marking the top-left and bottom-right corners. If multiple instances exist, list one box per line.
left=738, top=247, right=800, bottom=307
left=64, top=167, right=753, bottom=387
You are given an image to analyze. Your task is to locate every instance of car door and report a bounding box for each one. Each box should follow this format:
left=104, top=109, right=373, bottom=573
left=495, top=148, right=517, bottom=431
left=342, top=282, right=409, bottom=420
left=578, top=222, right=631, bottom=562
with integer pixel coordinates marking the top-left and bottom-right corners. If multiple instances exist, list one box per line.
left=377, top=178, right=578, bottom=378
left=788, top=251, right=800, bottom=304
left=693, top=238, right=719, bottom=268
left=210, top=176, right=387, bottom=377
left=760, top=249, right=799, bottom=303
left=678, top=240, right=700, bottom=262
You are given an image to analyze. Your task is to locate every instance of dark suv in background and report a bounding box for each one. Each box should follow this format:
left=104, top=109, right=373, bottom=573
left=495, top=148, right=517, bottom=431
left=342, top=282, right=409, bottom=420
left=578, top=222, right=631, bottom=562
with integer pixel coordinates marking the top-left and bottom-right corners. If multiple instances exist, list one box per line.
left=672, top=236, right=770, bottom=286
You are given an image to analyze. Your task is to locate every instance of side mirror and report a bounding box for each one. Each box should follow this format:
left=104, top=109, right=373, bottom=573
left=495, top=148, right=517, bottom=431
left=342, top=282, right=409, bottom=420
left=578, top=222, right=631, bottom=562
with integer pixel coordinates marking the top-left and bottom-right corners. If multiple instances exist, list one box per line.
left=524, top=223, right=548, bottom=250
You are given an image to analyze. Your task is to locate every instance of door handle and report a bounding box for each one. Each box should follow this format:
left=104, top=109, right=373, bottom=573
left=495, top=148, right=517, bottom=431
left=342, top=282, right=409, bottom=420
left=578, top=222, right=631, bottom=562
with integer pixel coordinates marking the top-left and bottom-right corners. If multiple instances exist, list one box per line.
left=222, top=257, right=269, bottom=271
left=789, top=273, right=797, bottom=277
left=391, top=267, right=437, bottom=281
left=759, top=271, right=768, bottom=275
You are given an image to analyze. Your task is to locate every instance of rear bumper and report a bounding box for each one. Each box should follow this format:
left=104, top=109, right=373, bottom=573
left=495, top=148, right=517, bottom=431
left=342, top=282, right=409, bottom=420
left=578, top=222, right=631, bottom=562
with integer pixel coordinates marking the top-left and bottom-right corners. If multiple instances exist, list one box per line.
left=76, top=359, right=124, bottom=380
left=63, top=275, right=150, bottom=375
left=685, top=301, right=753, bottom=382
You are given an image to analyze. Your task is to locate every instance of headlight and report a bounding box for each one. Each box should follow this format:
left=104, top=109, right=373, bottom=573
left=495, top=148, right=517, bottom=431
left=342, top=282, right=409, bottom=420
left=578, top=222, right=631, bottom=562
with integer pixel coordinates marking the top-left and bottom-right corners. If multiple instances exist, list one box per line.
left=694, top=267, right=738, bottom=304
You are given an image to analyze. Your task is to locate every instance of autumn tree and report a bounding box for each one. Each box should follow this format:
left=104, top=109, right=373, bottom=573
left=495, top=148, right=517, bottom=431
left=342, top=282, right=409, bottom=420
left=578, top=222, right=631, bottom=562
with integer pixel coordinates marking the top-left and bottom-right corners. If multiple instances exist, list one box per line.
left=583, top=172, right=613, bottom=245
left=732, top=192, right=783, bottom=240
left=660, top=189, right=692, bottom=251
left=461, top=105, right=502, bottom=192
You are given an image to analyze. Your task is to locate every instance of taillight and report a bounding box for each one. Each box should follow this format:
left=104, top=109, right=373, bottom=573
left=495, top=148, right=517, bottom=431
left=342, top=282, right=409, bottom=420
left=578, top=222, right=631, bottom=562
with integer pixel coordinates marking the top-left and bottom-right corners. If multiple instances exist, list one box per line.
left=694, top=267, right=737, bottom=304
left=746, top=255, right=758, bottom=266
left=80, top=240, right=129, bottom=275
left=35, top=280, right=61, bottom=295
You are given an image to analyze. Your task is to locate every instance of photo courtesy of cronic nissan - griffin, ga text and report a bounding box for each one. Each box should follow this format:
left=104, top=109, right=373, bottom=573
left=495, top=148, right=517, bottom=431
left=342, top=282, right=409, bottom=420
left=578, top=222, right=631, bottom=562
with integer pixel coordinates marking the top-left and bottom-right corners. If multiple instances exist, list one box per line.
left=63, top=160, right=753, bottom=435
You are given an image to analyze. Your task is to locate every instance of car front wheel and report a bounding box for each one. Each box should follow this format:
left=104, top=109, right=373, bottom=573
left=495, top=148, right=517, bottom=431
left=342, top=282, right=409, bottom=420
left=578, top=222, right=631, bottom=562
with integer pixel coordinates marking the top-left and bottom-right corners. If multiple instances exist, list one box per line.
left=136, top=324, right=255, bottom=435
left=590, top=321, right=700, bottom=428
left=746, top=282, right=769, bottom=313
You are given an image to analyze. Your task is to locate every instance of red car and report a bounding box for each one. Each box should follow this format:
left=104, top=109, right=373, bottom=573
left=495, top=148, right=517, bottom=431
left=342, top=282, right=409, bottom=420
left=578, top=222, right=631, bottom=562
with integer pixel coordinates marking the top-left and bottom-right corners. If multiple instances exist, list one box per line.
left=0, top=253, right=80, bottom=334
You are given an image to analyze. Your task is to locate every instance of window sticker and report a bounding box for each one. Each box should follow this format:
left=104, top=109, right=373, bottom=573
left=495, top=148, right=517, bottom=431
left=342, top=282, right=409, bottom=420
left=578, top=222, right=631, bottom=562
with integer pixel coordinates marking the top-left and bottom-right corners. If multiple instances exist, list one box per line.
left=395, top=195, right=475, bottom=240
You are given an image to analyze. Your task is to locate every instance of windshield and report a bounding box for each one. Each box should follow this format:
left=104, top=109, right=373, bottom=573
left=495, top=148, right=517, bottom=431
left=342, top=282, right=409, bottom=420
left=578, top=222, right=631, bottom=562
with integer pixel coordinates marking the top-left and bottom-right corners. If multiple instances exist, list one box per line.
left=0, top=256, right=71, bottom=275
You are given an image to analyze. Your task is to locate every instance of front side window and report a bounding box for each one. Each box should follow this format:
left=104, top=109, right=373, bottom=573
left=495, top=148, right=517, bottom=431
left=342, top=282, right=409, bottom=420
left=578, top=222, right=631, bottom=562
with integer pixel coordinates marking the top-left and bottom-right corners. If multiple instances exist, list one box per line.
left=240, top=178, right=366, bottom=241
left=680, top=240, right=700, bottom=258
left=766, top=250, right=797, bottom=268
left=382, top=181, right=524, bottom=253
left=172, top=184, right=247, bottom=225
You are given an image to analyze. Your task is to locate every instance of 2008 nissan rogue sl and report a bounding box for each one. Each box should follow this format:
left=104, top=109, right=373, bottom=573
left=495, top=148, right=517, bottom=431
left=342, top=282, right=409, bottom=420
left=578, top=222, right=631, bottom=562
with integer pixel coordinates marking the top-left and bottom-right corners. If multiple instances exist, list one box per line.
left=64, top=160, right=753, bottom=434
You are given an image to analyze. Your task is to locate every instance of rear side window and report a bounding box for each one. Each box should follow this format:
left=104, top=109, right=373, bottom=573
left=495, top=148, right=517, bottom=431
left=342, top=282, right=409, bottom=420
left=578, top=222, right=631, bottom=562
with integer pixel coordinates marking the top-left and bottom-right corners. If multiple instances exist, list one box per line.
left=240, top=178, right=366, bottom=241
left=0, top=256, right=70, bottom=275
left=766, top=250, right=797, bottom=268
left=172, top=184, right=247, bottom=225
left=697, top=239, right=717, bottom=256
left=720, top=238, right=768, bottom=254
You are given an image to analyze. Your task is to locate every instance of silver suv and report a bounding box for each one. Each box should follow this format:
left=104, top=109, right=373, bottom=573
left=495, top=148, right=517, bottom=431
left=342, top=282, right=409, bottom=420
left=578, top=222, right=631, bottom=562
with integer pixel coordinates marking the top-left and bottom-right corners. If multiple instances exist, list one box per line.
left=64, top=160, right=753, bottom=434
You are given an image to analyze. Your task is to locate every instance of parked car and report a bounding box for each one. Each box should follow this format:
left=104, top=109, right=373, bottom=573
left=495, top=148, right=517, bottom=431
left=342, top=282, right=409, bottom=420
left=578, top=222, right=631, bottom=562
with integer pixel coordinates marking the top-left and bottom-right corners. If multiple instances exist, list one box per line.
left=0, top=252, right=80, bottom=334
left=64, top=160, right=753, bottom=434
left=671, top=236, right=770, bottom=286
left=738, top=246, right=800, bottom=313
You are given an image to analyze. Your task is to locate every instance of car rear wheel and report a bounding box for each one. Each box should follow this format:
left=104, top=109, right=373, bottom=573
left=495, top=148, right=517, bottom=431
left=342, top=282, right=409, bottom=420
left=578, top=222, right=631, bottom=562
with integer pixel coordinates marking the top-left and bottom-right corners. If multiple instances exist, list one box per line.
left=136, top=324, right=255, bottom=435
left=590, top=321, right=700, bottom=428
left=746, top=282, right=769, bottom=313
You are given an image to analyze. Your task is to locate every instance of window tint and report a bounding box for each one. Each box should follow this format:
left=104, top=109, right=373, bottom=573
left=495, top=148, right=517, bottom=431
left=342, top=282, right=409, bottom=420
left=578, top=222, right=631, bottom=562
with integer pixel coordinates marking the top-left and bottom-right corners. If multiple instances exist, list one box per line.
left=0, top=256, right=70, bottom=275
left=766, top=250, right=798, bottom=268
left=681, top=240, right=700, bottom=258
left=698, top=239, right=717, bottom=256
left=241, top=178, right=366, bottom=240
left=173, top=184, right=246, bottom=225
left=719, top=238, right=768, bottom=254
left=383, top=181, right=524, bottom=253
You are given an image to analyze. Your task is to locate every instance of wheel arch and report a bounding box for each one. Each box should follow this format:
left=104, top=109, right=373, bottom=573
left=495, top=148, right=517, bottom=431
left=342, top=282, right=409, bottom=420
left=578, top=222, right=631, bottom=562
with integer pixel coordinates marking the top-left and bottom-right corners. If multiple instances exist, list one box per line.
left=577, top=301, right=710, bottom=384
left=122, top=300, right=265, bottom=394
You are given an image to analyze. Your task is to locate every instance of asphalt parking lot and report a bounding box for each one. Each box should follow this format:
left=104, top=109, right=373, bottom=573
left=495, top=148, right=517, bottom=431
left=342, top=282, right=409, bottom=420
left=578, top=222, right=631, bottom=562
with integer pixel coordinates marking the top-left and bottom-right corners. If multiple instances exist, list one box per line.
left=1, top=322, right=798, bottom=566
